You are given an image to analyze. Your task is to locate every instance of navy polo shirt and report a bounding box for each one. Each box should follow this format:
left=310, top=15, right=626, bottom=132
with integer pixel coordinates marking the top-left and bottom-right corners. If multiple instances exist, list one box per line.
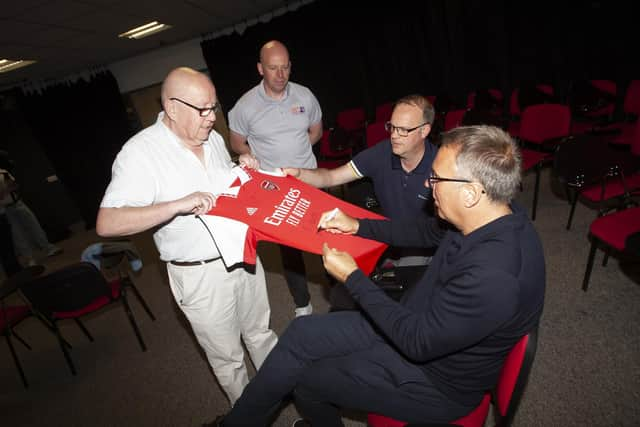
left=350, top=139, right=437, bottom=220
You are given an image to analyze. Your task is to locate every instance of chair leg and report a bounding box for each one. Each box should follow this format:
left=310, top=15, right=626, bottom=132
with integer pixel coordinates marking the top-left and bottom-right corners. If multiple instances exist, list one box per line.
left=531, top=165, right=542, bottom=221
left=602, top=250, right=610, bottom=267
left=74, top=318, right=94, bottom=342
left=120, top=290, right=147, bottom=352
left=36, top=314, right=72, bottom=349
left=53, top=322, right=76, bottom=376
left=566, top=189, right=579, bottom=230
left=124, top=277, right=156, bottom=321
left=582, top=240, right=599, bottom=291
left=11, top=329, right=32, bottom=350
left=5, top=334, right=29, bottom=387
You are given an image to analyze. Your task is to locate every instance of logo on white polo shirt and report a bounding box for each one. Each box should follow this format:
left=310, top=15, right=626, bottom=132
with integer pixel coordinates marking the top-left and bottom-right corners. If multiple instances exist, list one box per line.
left=291, top=105, right=305, bottom=114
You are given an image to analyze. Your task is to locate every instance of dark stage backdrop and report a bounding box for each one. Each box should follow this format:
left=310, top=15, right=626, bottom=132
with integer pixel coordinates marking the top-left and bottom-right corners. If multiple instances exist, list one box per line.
left=201, top=0, right=637, bottom=125
left=15, top=71, right=132, bottom=229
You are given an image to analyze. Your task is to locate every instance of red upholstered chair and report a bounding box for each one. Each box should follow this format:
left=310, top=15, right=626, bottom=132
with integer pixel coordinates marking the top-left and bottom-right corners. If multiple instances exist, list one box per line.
left=1, top=302, right=33, bottom=388
left=375, top=102, right=394, bottom=123
left=366, top=121, right=388, bottom=148
left=0, top=265, right=47, bottom=387
left=444, top=109, right=467, bottom=131
left=518, top=104, right=571, bottom=148
left=19, top=262, right=152, bottom=375
left=582, top=206, right=640, bottom=291
left=368, top=328, right=538, bottom=427
left=317, top=129, right=352, bottom=169
left=553, top=134, right=640, bottom=229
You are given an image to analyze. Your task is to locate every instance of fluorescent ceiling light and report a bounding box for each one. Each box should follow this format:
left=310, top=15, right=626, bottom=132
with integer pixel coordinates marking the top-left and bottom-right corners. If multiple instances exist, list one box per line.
left=119, top=21, right=172, bottom=39
left=0, top=59, right=37, bottom=73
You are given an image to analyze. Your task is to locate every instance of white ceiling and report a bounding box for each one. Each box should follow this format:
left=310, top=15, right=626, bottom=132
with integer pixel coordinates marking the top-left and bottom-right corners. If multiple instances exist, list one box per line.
left=0, top=0, right=295, bottom=88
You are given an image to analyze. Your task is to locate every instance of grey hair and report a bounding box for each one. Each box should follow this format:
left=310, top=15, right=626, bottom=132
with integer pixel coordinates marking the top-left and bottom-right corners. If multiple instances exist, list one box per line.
left=394, top=94, right=435, bottom=124
left=440, top=125, right=522, bottom=203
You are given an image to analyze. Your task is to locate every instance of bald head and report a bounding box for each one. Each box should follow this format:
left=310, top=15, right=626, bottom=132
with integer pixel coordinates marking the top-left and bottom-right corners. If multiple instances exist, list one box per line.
left=161, top=67, right=215, bottom=106
left=259, top=40, right=289, bottom=64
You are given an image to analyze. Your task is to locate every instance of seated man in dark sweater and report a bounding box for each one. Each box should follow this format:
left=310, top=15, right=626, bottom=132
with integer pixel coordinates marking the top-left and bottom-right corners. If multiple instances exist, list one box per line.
left=215, top=125, right=546, bottom=427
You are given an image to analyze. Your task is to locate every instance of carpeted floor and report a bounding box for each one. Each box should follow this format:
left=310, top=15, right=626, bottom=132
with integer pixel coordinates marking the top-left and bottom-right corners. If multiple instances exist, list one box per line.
left=1, top=168, right=639, bottom=427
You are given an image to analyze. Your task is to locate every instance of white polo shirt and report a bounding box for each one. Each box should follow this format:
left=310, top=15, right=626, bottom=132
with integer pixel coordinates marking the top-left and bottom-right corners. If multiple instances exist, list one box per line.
left=100, top=113, right=238, bottom=262
left=228, top=81, right=322, bottom=171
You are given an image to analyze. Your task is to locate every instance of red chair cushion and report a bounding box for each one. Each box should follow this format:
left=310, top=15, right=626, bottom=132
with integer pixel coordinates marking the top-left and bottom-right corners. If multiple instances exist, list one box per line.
left=580, top=173, right=640, bottom=202
left=53, top=280, right=121, bottom=319
left=521, top=149, right=551, bottom=172
left=367, top=393, right=491, bottom=427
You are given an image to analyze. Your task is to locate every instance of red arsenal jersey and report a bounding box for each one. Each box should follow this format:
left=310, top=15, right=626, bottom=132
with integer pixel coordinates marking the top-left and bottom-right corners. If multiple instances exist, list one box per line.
left=203, top=168, right=388, bottom=275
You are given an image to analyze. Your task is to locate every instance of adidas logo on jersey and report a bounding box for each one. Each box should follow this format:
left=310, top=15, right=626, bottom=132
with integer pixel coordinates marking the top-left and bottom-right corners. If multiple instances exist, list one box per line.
left=246, top=207, right=258, bottom=216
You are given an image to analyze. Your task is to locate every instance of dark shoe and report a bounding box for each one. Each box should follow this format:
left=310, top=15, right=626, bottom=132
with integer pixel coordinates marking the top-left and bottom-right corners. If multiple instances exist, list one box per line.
left=292, top=419, right=311, bottom=427
left=202, top=415, right=225, bottom=427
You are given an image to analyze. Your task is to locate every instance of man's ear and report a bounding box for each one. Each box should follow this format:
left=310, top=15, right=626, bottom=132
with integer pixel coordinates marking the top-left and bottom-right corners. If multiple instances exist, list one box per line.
left=257, top=62, right=264, bottom=76
left=163, top=99, right=176, bottom=120
left=462, top=184, right=482, bottom=208
left=421, top=124, right=432, bottom=139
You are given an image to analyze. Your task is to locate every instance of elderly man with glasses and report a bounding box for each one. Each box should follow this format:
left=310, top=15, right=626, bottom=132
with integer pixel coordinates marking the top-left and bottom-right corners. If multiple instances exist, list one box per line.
left=96, top=67, right=278, bottom=408
left=216, top=125, right=545, bottom=427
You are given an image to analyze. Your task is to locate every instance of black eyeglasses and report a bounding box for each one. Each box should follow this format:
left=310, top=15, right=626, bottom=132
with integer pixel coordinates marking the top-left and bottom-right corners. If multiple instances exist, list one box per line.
left=384, top=121, right=428, bottom=137
left=427, top=172, right=472, bottom=187
left=427, top=172, right=486, bottom=193
left=170, top=97, right=220, bottom=117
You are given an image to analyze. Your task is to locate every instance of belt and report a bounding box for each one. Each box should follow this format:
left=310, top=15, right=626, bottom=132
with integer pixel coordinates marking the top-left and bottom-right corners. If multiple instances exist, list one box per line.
left=169, top=257, right=220, bottom=266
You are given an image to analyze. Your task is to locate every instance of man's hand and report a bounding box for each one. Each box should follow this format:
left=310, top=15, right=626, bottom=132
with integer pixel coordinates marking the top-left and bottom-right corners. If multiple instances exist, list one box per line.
left=238, top=153, right=259, bottom=170
left=322, top=243, right=358, bottom=283
left=281, top=167, right=301, bottom=178
left=179, top=191, right=217, bottom=216
left=317, top=208, right=359, bottom=234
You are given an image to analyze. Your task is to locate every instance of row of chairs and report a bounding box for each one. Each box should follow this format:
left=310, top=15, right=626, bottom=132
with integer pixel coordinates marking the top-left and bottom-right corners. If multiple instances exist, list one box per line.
left=1, top=245, right=155, bottom=388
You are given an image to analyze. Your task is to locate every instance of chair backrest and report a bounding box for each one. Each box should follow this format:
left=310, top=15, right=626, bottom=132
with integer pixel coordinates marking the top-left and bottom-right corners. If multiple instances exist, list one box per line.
left=444, top=109, right=467, bottom=131
left=623, top=80, right=640, bottom=116
left=494, top=327, right=539, bottom=426
left=366, top=121, right=388, bottom=148
left=19, top=262, right=111, bottom=317
left=336, top=107, right=366, bottom=132
left=552, top=135, right=614, bottom=188
left=375, top=102, right=394, bottom=123
left=519, top=104, right=571, bottom=144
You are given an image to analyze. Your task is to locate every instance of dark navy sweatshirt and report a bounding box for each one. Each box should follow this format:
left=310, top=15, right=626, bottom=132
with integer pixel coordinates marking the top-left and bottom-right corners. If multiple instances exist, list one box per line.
left=346, top=208, right=545, bottom=405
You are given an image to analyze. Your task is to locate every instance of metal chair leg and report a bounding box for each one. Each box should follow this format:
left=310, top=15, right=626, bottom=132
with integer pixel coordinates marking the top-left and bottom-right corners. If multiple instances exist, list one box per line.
left=5, top=333, right=29, bottom=387
left=11, top=329, right=32, bottom=350
left=74, top=318, right=94, bottom=342
left=123, top=276, right=156, bottom=321
left=120, top=290, right=147, bottom=352
left=53, top=322, right=76, bottom=376
left=582, top=240, right=598, bottom=291
left=531, top=165, right=542, bottom=221
left=566, top=189, right=579, bottom=230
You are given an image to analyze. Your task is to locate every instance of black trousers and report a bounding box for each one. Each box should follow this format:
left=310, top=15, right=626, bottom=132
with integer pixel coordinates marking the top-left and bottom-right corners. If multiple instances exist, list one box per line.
left=0, top=213, right=21, bottom=276
left=280, top=245, right=310, bottom=308
left=224, top=312, right=475, bottom=426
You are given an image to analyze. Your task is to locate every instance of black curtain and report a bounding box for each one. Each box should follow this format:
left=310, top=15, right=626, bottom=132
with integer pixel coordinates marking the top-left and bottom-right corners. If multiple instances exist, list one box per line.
left=201, top=0, right=638, bottom=124
left=16, top=71, right=132, bottom=229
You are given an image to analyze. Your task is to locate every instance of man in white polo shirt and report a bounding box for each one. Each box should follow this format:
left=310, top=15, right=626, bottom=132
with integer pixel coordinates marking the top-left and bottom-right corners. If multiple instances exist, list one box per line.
left=228, top=40, right=323, bottom=317
left=96, top=67, right=277, bottom=407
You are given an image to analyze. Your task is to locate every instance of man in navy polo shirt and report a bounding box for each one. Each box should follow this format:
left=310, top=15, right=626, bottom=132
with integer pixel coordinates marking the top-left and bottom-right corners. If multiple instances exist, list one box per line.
left=284, top=94, right=437, bottom=307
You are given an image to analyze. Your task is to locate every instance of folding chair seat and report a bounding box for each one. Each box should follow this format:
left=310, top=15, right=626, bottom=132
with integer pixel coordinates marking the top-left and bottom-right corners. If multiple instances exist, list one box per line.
left=508, top=84, right=555, bottom=137
left=317, top=129, right=352, bottom=169
left=367, top=327, right=539, bottom=427
left=19, top=262, right=152, bottom=375
left=582, top=206, right=640, bottom=291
